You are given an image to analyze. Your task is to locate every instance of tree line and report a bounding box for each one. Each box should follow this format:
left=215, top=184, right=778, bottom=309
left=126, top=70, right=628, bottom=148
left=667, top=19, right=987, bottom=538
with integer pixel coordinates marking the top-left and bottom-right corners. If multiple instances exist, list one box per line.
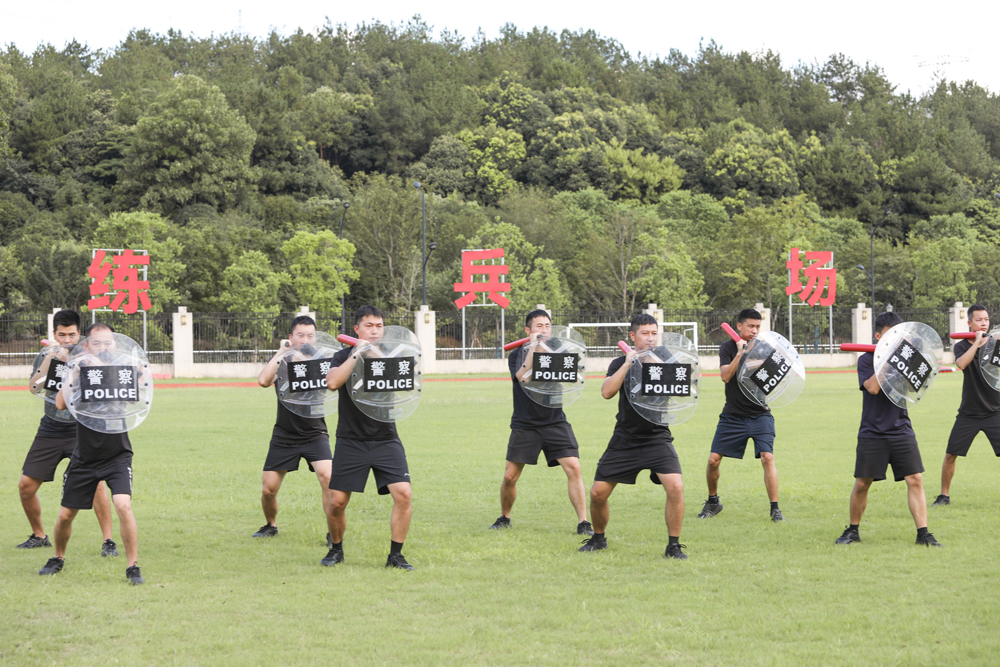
left=1, top=18, right=999, bottom=319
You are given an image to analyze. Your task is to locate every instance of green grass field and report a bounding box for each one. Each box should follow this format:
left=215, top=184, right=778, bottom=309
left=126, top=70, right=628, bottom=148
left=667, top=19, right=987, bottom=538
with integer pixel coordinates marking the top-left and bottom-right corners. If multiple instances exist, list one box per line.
left=2, top=369, right=999, bottom=666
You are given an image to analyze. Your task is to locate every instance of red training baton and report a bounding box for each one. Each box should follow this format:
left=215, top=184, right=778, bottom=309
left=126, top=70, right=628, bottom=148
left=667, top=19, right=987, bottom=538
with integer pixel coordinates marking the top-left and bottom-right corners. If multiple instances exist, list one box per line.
left=618, top=341, right=633, bottom=354
left=337, top=334, right=359, bottom=347
left=950, top=332, right=976, bottom=340
left=721, top=322, right=741, bottom=343
left=503, top=337, right=530, bottom=352
left=840, top=343, right=876, bottom=352
left=939, top=366, right=957, bottom=373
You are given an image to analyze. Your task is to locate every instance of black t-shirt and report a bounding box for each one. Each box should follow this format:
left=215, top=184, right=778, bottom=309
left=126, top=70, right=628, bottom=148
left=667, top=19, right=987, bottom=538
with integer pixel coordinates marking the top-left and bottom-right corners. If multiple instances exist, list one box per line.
left=331, top=347, right=399, bottom=442
left=857, top=352, right=914, bottom=438
left=719, top=339, right=769, bottom=417
left=271, top=384, right=328, bottom=444
left=36, top=413, right=77, bottom=438
left=954, top=340, right=1000, bottom=418
left=509, top=349, right=568, bottom=430
left=73, top=423, right=132, bottom=465
left=605, top=356, right=673, bottom=448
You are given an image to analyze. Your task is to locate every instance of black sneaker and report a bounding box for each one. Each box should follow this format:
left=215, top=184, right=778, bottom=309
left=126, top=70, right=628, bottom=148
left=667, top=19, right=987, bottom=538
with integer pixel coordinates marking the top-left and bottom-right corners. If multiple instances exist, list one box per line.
left=578, top=535, right=607, bottom=552
left=385, top=553, right=415, bottom=571
left=39, top=557, right=64, bottom=575
left=664, top=543, right=688, bottom=560
left=770, top=508, right=785, bottom=522
left=916, top=532, right=943, bottom=547
left=17, top=534, right=51, bottom=549
left=101, top=539, right=118, bottom=557
left=126, top=565, right=144, bottom=585
left=577, top=520, right=594, bottom=536
left=321, top=547, right=344, bottom=567
left=931, top=494, right=950, bottom=507
left=252, top=524, right=278, bottom=538
left=834, top=527, right=860, bottom=545
left=489, top=516, right=511, bottom=530
left=697, top=500, right=723, bottom=519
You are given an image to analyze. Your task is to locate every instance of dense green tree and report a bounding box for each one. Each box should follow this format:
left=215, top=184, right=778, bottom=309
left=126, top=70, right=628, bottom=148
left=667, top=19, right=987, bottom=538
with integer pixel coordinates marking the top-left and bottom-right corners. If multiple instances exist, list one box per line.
left=219, top=250, right=288, bottom=313
left=281, top=230, right=359, bottom=313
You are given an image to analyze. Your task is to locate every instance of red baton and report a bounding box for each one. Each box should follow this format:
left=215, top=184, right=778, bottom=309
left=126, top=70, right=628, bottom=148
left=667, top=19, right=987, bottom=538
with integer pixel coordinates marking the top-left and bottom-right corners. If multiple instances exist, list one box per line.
left=503, top=337, right=530, bottom=352
left=950, top=332, right=976, bottom=339
left=840, top=343, right=876, bottom=352
left=337, top=334, right=359, bottom=346
left=618, top=341, right=633, bottom=354
left=721, top=322, right=741, bottom=343
left=939, top=366, right=957, bottom=373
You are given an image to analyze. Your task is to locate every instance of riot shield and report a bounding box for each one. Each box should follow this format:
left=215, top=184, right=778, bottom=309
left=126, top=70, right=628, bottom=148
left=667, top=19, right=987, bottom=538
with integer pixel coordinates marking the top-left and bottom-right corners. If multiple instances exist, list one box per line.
left=275, top=332, right=342, bottom=418
left=61, top=332, right=154, bottom=434
left=976, top=327, right=1000, bottom=392
left=625, top=332, right=700, bottom=425
left=516, top=325, right=587, bottom=408
left=872, top=321, right=944, bottom=409
left=737, top=331, right=806, bottom=409
left=348, top=326, right=422, bottom=422
left=29, top=347, right=75, bottom=423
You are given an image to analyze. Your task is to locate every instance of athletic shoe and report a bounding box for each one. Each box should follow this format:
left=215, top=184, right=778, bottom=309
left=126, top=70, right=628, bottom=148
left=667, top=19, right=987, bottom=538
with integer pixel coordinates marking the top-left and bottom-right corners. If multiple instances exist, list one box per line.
left=126, top=565, right=144, bottom=585
left=664, top=543, right=688, bottom=560
left=252, top=524, right=278, bottom=538
left=17, top=534, right=51, bottom=549
left=770, top=508, right=785, bottom=522
left=916, top=532, right=943, bottom=547
left=321, top=547, right=344, bottom=567
left=697, top=500, right=723, bottom=519
left=834, top=527, right=860, bottom=545
left=39, top=557, right=64, bottom=575
left=489, top=516, right=511, bottom=530
left=101, top=539, right=118, bottom=557
left=931, top=495, right=951, bottom=507
left=578, top=535, right=607, bottom=552
left=385, top=553, right=415, bottom=571
left=577, top=520, right=594, bottom=536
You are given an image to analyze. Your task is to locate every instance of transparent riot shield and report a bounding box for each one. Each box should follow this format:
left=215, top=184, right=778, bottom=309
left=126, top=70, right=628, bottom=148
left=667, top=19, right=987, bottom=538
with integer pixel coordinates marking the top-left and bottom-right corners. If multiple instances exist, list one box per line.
left=348, top=326, right=422, bottom=422
left=625, top=332, right=700, bottom=425
left=516, top=325, right=587, bottom=408
left=873, top=321, right=944, bottom=409
left=29, top=347, right=75, bottom=423
left=976, top=326, right=1000, bottom=392
left=737, top=330, right=806, bottom=409
left=275, top=332, right=342, bottom=418
left=62, top=332, right=154, bottom=433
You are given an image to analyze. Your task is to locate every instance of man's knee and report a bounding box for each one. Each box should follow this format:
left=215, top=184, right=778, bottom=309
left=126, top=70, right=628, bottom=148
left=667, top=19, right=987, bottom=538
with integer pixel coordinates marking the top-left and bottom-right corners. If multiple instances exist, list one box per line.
left=559, top=457, right=581, bottom=478
left=589, top=483, right=612, bottom=504
left=944, top=453, right=959, bottom=465
left=57, top=506, right=78, bottom=523
left=854, top=477, right=873, bottom=493
left=112, top=495, right=133, bottom=514
left=503, top=463, right=523, bottom=486
left=707, top=453, right=723, bottom=467
left=904, top=472, right=923, bottom=488
left=760, top=452, right=775, bottom=467
left=18, top=476, right=41, bottom=500
left=329, top=491, right=350, bottom=513
left=662, top=474, right=683, bottom=496
left=390, top=484, right=412, bottom=507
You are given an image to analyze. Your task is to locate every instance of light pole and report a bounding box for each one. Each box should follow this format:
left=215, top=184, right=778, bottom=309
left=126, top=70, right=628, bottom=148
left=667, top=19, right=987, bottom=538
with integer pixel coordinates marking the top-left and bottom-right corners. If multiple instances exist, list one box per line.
left=414, top=182, right=428, bottom=305
left=856, top=264, right=875, bottom=337
left=338, top=201, right=350, bottom=335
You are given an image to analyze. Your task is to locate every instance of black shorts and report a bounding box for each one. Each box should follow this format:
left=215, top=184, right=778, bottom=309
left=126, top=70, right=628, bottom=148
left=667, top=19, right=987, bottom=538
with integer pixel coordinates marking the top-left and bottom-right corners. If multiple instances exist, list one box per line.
left=711, top=413, right=775, bottom=459
left=506, top=423, right=579, bottom=467
left=594, top=436, right=682, bottom=485
left=22, top=433, right=76, bottom=482
left=946, top=414, right=1000, bottom=457
left=855, top=437, right=924, bottom=482
left=330, top=437, right=409, bottom=495
left=61, top=456, right=133, bottom=510
left=263, top=437, right=332, bottom=472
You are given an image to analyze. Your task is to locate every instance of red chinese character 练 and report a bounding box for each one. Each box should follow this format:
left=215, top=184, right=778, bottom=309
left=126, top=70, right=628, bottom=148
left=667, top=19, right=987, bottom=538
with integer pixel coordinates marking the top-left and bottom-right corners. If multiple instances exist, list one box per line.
left=453, top=248, right=511, bottom=309
left=108, top=250, right=152, bottom=314
left=786, top=247, right=836, bottom=307
left=87, top=250, right=112, bottom=309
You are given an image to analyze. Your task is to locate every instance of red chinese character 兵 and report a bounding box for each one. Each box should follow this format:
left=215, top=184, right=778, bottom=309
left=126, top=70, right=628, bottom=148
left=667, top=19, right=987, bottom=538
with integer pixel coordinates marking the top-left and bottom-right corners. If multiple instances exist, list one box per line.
left=786, top=248, right=836, bottom=307
left=453, top=248, right=511, bottom=309
left=108, top=250, right=152, bottom=314
left=87, top=250, right=112, bottom=309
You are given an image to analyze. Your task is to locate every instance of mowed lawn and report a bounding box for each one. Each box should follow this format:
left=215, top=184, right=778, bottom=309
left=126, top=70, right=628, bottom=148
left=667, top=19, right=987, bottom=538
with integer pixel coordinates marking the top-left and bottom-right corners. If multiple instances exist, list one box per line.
left=1, top=368, right=999, bottom=666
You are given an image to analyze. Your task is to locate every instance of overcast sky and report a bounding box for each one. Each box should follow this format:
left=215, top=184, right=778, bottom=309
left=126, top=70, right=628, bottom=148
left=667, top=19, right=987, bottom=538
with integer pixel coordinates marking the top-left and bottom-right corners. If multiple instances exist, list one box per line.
left=1, top=0, right=992, bottom=97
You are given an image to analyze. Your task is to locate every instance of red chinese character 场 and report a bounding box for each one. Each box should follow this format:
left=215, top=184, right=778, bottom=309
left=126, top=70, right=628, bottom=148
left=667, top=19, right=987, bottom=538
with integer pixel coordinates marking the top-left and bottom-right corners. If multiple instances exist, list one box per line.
left=454, top=248, right=511, bottom=309
left=87, top=250, right=112, bottom=309
left=109, top=250, right=152, bottom=314
left=786, top=247, right=836, bottom=307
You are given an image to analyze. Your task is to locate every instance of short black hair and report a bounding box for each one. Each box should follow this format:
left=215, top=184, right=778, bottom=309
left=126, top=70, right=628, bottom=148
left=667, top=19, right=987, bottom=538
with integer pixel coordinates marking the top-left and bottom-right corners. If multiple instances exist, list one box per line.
left=968, top=304, right=988, bottom=320
left=289, top=315, right=316, bottom=334
left=85, top=322, right=114, bottom=336
left=354, top=305, right=384, bottom=325
left=525, top=309, right=551, bottom=328
left=630, top=313, right=658, bottom=333
left=874, top=311, right=902, bottom=333
left=53, top=309, right=81, bottom=331
left=737, top=308, right=762, bottom=324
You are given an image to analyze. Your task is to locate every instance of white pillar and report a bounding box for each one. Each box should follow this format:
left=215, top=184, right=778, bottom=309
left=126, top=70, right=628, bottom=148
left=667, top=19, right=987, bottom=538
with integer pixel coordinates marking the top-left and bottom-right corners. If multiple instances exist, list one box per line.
left=415, top=304, right=436, bottom=374
left=949, top=302, right=967, bottom=338
left=172, top=306, right=194, bottom=377
left=755, top=303, right=771, bottom=334
left=298, top=305, right=317, bottom=321
left=535, top=303, right=551, bottom=317
left=47, top=307, right=60, bottom=342
left=852, top=303, right=873, bottom=345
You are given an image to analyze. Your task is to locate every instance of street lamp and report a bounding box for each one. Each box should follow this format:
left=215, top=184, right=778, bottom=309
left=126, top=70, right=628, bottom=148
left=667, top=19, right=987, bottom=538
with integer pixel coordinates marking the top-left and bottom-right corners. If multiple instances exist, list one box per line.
left=414, top=181, right=428, bottom=306
left=338, top=201, right=350, bottom=335
left=856, top=264, right=875, bottom=337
